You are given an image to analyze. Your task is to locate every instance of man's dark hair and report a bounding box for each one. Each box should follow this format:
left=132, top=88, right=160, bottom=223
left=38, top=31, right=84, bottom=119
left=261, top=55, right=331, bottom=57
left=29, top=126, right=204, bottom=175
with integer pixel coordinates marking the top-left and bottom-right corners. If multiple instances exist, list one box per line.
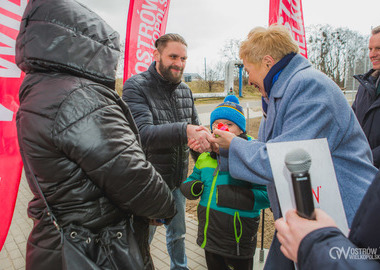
left=154, top=33, right=187, bottom=52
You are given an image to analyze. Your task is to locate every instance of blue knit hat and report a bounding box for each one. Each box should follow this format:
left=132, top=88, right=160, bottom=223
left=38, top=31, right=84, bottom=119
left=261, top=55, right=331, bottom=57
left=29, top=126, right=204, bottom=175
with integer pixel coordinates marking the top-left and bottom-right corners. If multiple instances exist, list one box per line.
left=210, top=95, right=246, bottom=132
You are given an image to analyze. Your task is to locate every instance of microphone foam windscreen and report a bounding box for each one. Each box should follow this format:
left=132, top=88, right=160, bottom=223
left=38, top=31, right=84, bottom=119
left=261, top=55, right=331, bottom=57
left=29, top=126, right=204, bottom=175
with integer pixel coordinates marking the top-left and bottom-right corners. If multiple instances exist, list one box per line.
left=284, top=148, right=312, bottom=173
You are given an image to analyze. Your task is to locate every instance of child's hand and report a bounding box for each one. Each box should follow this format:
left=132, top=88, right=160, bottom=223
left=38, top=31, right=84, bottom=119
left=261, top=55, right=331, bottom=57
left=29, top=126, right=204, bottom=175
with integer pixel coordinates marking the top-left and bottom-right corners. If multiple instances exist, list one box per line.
left=188, top=138, right=201, bottom=151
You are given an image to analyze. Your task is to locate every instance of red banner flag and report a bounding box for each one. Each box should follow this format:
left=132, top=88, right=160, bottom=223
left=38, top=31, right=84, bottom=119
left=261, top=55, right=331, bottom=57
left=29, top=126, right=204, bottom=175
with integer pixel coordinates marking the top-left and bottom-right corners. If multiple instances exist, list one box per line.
left=123, top=0, right=171, bottom=82
left=269, top=0, right=307, bottom=58
left=0, top=0, right=28, bottom=251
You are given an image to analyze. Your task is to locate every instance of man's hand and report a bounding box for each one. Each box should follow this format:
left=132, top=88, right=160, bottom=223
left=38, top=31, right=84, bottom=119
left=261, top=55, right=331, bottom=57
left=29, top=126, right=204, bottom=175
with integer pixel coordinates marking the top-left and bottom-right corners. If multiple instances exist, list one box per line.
left=149, top=219, right=165, bottom=226
left=275, top=209, right=337, bottom=263
left=187, top=125, right=212, bottom=153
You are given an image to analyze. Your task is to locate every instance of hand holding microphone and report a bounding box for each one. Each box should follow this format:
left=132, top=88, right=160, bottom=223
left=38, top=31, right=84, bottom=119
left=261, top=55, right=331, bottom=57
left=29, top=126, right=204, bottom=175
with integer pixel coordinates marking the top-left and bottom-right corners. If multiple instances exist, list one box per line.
left=285, top=148, right=316, bottom=220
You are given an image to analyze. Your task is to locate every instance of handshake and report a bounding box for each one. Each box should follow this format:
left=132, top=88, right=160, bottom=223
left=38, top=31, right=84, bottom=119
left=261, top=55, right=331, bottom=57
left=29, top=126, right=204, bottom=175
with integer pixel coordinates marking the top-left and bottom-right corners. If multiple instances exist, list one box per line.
left=186, top=123, right=234, bottom=153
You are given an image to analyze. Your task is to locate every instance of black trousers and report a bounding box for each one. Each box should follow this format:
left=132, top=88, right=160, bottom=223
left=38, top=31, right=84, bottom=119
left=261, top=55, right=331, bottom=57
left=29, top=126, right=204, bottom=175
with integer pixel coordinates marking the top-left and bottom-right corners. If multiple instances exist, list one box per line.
left=205, top=250, right=253, bottom=270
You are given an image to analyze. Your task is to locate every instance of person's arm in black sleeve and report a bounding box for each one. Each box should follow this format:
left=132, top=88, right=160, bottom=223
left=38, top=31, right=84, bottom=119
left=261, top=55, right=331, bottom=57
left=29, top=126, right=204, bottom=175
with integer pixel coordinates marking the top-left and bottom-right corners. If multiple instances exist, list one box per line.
left=190, top=97, right=202, bottom=160
left=122, top=80, right=187, bottom=151
left=371, top=145, right=380, bottom=169
left=54, top=89, right=176, bottom=220
left=298, top=227, right=380, bottom=270
left=180, top=165, right=204, bottom=200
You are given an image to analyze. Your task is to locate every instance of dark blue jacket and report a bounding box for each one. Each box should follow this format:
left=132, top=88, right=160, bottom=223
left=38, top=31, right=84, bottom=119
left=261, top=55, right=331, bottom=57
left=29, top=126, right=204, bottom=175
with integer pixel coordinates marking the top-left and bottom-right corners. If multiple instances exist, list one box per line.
left=298, top=172, right=380, bottom=269
left=352, top=70, right=380, bottom=168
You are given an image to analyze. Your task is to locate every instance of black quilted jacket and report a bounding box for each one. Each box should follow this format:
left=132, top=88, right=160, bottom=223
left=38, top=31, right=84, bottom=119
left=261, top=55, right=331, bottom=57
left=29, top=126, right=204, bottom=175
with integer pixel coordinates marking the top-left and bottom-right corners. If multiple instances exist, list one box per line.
left=15, top=0, right=176, bottom=269
left=352, top=70, right=380, bottom=168
left=123, top=63, right=201, bottom=190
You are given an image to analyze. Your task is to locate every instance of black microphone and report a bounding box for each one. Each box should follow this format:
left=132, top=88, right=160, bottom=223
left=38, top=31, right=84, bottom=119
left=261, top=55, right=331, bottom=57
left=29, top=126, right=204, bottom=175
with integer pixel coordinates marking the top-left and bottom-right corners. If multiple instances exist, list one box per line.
left=285, top=148, right=316, bottom=220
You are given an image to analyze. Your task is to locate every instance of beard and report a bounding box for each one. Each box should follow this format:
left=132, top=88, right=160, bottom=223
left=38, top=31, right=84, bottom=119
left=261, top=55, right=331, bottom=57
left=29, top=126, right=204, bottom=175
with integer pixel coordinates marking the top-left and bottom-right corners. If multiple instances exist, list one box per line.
left=157, top=59, right=184, bottom=84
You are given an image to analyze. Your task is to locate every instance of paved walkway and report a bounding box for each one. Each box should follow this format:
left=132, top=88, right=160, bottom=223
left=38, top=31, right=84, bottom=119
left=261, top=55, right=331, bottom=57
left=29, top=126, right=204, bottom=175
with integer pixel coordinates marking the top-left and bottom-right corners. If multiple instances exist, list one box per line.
left=0, top=170, right=268, bottom=270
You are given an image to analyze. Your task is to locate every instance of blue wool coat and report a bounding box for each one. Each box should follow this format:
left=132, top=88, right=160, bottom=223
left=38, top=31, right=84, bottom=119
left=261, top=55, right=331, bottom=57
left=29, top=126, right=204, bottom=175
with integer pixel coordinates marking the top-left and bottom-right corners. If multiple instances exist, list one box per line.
left=219, top=54, right=378, bottom=269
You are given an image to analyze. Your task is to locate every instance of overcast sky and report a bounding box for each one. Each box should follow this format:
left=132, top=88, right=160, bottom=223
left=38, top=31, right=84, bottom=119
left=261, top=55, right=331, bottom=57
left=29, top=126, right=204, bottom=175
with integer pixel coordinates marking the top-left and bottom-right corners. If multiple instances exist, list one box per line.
left=77, top=0, right=379, bottom=74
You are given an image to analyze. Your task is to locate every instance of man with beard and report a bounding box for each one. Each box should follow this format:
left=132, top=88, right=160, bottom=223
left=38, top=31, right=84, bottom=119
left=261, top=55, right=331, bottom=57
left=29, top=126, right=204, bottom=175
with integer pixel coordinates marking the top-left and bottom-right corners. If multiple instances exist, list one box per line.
left=123, top=33, right=211, bottom=270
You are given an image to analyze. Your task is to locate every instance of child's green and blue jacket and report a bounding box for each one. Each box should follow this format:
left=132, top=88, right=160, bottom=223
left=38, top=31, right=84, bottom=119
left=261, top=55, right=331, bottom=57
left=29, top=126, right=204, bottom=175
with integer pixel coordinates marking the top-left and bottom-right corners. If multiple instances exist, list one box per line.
left=180, top=138, right=270, bottom=259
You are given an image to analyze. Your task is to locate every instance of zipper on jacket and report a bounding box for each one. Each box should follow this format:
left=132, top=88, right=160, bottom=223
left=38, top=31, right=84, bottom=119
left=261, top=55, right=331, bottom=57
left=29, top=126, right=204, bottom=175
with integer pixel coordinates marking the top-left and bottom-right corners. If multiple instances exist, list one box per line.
left=201, top=165, right=219, bottom=248
left=170, top=91, right=183, bottom=185
left=233, top=211, right=243, bottom=256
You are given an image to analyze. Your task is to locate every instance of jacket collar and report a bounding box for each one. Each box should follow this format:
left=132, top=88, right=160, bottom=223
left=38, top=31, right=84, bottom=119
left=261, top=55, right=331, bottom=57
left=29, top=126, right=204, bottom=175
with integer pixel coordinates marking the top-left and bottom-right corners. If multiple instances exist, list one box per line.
left=261, top=54, right=311, bottom=141
left=354, top=69, right=380, bottom=95
left=148, top=61, right=181, bottom=92
left=354, top=69, right=379, bottom=85
left=263, top=53, right=296, bottom=98
left=262, top=53, right=296, bottom=115
left=359, top=69, right=378, bottom=80
left=270, top=54, right=311, bottom=98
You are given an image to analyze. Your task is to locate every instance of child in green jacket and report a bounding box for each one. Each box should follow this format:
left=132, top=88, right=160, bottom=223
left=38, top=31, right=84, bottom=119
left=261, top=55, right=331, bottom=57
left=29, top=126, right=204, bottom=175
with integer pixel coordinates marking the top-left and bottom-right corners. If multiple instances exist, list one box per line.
left=181, top=96, right=270, bottom=270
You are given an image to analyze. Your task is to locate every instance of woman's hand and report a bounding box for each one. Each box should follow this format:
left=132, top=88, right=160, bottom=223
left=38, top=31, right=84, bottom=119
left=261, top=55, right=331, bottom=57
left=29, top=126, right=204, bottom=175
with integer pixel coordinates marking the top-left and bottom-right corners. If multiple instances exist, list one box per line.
left=209, top=128, right=236, bottom=150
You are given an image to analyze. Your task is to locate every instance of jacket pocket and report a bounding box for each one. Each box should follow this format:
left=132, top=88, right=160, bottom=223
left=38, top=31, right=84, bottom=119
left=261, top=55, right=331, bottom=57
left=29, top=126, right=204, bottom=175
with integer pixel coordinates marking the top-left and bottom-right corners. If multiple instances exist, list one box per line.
left=216, top=185, right=254, bottom=211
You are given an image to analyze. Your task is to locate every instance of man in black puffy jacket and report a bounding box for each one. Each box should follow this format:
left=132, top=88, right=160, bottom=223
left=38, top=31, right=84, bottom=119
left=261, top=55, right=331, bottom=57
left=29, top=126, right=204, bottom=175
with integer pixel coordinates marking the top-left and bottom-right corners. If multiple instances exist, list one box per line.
left=352, top=25, right=380, bottom=169
left=15, top=0, right=176, bottom=269
left=123, top=33, right=211, bottom=270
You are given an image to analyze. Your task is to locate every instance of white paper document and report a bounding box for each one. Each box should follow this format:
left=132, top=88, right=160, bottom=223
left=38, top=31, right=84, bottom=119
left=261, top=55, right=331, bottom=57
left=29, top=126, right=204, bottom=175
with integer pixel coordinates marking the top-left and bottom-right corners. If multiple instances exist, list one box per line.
left=267, top=138, right=349, bottom=236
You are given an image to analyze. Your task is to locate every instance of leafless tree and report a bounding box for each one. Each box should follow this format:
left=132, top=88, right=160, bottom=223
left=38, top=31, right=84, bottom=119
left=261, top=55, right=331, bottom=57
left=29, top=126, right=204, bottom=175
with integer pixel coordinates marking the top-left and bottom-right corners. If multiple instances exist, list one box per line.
left=203, top=61, right=224, bottom=92
left=219, top=39, right=249, bottom=85
left=217, top=26, right=369, bottom=89
left=307, top=25, right=368, bottom=88
left=220, top=38, right=241, bottom=62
